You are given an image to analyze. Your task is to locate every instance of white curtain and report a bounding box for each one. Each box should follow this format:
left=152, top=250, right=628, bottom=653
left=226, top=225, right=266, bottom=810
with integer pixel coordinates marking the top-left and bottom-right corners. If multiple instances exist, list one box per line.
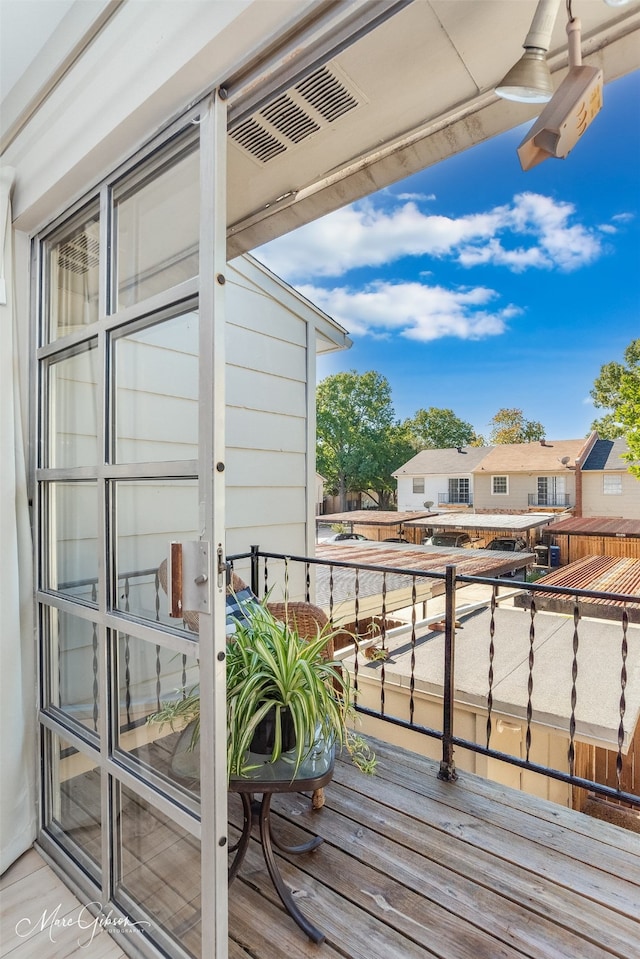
left=0, top=165, right=36, bottom=873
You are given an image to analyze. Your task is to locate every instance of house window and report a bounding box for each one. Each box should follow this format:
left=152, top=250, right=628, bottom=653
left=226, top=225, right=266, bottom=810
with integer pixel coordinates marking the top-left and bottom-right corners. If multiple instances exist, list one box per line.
left=448, top=477, right=470, bottom=504
left=603, top=475, right=622, bottom=495
left=412, top=477, right=425, bottom=494
left=492, top=475, right=508, bottom=495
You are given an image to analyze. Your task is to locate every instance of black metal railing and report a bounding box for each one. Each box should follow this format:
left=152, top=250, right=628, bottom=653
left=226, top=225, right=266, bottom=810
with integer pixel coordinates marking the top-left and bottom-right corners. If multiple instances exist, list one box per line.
left=228, top=546, right=640, bottom=811
left=438, top=491, right=473, bottom=505
left=528, top=493, right=571, bottom=507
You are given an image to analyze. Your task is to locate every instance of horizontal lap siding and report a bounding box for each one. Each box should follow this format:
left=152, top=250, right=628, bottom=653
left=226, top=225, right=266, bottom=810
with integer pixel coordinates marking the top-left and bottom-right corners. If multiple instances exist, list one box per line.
left=582, top=472, right=640, bottom=520
left=225, top=279, right=310, bottom=564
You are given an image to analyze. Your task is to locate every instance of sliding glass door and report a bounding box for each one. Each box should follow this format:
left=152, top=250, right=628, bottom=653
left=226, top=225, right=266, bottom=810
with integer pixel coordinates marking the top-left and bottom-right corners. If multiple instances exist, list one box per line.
left=35, top=94, right=228, bottom=959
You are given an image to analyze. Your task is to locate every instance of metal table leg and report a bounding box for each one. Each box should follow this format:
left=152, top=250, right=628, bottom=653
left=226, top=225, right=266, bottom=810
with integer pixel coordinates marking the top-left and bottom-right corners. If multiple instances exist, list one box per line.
left=258, top=793, right=325, bottom=944
left=228, top=792, right=252, bottom=883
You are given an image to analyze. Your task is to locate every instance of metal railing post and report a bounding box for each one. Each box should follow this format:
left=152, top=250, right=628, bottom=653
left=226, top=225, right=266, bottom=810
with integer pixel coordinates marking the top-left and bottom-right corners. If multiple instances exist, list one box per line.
left=439, top=564, right=458, bottom=782
left=250, top=544, right=260, bottom=596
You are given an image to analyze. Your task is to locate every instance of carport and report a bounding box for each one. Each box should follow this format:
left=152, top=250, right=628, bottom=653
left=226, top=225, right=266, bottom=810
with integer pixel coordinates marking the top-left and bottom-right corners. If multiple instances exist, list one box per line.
left=405, top=511, right=557, bottom=548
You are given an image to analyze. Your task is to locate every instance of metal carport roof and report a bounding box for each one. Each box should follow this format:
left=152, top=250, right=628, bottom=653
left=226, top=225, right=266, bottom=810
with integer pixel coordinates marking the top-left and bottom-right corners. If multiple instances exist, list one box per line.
left=405, top=513, right=557, bottom=532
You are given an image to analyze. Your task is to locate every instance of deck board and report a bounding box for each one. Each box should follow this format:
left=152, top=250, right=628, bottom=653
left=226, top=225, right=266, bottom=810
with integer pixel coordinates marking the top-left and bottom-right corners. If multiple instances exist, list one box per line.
left=2, top=737, right=639, bottom=959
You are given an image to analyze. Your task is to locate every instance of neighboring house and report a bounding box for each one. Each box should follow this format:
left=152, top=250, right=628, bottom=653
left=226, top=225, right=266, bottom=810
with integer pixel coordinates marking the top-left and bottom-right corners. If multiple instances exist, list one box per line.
left=471, top=438, right=589, bottom=512
left=395, top=435, right=640, bottom=519
left=393, top=446, right=492, bottom=511
left=579, top=437, right=640, bottom=519
left=316, top=473, right=326, bottom=515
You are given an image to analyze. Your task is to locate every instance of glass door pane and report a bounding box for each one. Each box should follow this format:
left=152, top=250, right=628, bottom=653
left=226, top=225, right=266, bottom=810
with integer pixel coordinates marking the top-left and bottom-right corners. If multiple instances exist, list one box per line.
left=44, top=731, right=102, bottom=881
left=115, top=631, right=201, bottom=799
left=113, top=311, right=199, bottom=464
left=41, top=481, right=98, bottom=600
left=45, top=342, right=99, bottom=468
left=44, top=205, right=100, bottom=343
left=114, top=143, right=199, bottom=309
left=113, top=479, right=199, bottom=627
left=114, top=783, right=201, bottom=957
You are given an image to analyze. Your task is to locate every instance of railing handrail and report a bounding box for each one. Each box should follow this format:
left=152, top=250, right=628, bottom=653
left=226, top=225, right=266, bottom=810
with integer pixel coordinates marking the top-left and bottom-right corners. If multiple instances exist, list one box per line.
left=230, top=548, right=640, bottom=607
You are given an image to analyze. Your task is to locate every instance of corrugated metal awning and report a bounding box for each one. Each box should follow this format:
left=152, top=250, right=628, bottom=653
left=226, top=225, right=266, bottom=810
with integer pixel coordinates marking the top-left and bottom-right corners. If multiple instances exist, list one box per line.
left=405, top=513, right=556, bottom=532
left=317, top=510, right=435, bottom=527
left=549, top=517, right=640, bottom=538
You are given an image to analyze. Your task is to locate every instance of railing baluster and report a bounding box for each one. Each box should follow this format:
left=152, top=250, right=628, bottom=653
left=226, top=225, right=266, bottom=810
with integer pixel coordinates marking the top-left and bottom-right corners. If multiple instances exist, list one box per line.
left=250, top=544, right=260, bottom=596
left=283, top=556, right=290, bottom=604
left=379, top=571, right=387, bottom=718
left=91, top=582, right=98, bottom=732
left=305, top=562, right=311, bottom=604
left=409, top=575, right=416, bottom=726
left=568, top=596, right=580, bottom=778
left=328, top=565, right=334, bottom=626
left=154, top=569, right=160, bottom=622
left=486, top=585, right=496, bottom=749
left=525, top=596, right=536, bottom=762
left=124, top=634, right=132, bottom=728
left=439, top=565, right=458, bottom=782
left=155, top=644, right=162, bottom=713
left=617, top=608, right=629, bottom=792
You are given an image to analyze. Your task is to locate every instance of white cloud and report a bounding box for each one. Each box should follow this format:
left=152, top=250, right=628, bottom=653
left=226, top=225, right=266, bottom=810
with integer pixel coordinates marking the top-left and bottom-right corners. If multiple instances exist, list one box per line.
left=396, top=191, right=436, bottom=202
left=256, top=191, right=606, bottom=282
left=297, top=280, right=521, bottom=342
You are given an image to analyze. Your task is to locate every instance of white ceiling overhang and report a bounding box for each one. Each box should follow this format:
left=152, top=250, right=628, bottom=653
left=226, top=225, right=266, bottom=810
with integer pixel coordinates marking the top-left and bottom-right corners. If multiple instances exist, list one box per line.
left=225, top=0, right=640, bottom=255
left=2, top=1, right=639, bottom=244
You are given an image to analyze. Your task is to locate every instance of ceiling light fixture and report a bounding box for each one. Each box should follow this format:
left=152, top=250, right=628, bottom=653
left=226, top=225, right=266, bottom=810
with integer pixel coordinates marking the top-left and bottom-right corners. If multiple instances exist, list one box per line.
left=517, top=7, right=604, bottom=170
left=495, top=0, right=561, bottom=103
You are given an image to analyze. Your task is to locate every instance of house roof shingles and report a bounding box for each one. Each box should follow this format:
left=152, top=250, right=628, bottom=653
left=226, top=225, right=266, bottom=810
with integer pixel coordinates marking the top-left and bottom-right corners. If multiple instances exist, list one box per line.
left=581, top=437, right=631, bottom=471
left=393, top=446, right=493, bottom=476
left=471, top=439, right=587, bottom=474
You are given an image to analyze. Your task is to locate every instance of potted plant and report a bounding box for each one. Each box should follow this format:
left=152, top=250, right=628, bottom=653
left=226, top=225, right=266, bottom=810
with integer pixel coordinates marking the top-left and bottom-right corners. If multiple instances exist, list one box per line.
left=150, top=597, right=376, bottom=781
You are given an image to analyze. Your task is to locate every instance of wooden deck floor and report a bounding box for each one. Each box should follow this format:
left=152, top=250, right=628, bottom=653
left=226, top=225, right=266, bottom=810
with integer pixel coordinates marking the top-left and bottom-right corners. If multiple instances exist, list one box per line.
left=2, top=738, right=639, bottom=959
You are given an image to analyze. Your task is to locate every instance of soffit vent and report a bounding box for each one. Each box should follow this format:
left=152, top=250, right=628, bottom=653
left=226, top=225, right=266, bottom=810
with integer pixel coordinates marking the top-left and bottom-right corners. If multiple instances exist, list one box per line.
left=57, top=233, right=100, bottom=275
left=230, top=65, right=360, bottom=164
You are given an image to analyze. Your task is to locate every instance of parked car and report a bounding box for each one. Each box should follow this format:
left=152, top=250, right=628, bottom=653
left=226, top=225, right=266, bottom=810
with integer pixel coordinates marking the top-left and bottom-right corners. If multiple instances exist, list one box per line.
left=484, top=537, right=528, bottom=552
left=424, top=532, right=472, bottom=548
left=324, top=532, right=370, bottom=542
left=383, top=537, right=408, bottom=543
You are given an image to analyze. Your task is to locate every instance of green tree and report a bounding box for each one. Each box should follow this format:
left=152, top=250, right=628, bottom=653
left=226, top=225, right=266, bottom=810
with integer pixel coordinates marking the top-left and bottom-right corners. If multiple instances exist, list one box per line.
left=316, top=370, right=411, bottom=510
left=590, top=339, right=640, bottom=476
left=359, top=421, right=415, bottom=509
left=489, top=408, right=545, bottom=445
left=406, top=407, right=478, bottom=450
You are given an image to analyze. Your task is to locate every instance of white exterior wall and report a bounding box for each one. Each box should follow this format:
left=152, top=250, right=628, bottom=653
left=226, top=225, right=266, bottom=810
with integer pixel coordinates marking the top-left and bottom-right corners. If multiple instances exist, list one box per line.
left=396, top=473, right=474, bottom=512
left=581, top=470, right=640, bottom=519
left=225, top=259, right=310, bottom=566
left=473, top=471, right=577, bottom=511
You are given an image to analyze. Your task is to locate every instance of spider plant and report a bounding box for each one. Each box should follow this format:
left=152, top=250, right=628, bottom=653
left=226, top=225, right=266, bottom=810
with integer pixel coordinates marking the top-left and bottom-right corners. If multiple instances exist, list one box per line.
left=150, top=598, right=375, bottom=781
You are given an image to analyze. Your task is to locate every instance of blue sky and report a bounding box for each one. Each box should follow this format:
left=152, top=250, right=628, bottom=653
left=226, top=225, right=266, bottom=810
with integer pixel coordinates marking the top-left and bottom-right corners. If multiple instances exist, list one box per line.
left=255, top=70, right=639, bottom=442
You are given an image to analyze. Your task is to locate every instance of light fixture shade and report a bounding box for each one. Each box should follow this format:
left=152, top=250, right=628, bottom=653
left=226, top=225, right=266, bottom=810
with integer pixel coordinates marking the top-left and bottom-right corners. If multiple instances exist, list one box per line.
left=495, top=49, right=554, bottom=103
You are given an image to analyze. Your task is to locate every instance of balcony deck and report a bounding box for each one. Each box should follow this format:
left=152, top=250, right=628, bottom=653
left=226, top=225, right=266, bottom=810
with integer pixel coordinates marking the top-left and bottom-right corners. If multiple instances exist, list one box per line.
left=4, top=737, right=639, bottom=959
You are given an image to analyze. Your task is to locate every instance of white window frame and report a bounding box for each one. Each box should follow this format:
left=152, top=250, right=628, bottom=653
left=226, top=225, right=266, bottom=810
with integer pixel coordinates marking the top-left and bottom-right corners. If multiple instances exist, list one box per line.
left=412, top=477, right=425, bottom=494
left=603, top=474, right=622, bottom=495
left=492, top=475, right=508, bottom=495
